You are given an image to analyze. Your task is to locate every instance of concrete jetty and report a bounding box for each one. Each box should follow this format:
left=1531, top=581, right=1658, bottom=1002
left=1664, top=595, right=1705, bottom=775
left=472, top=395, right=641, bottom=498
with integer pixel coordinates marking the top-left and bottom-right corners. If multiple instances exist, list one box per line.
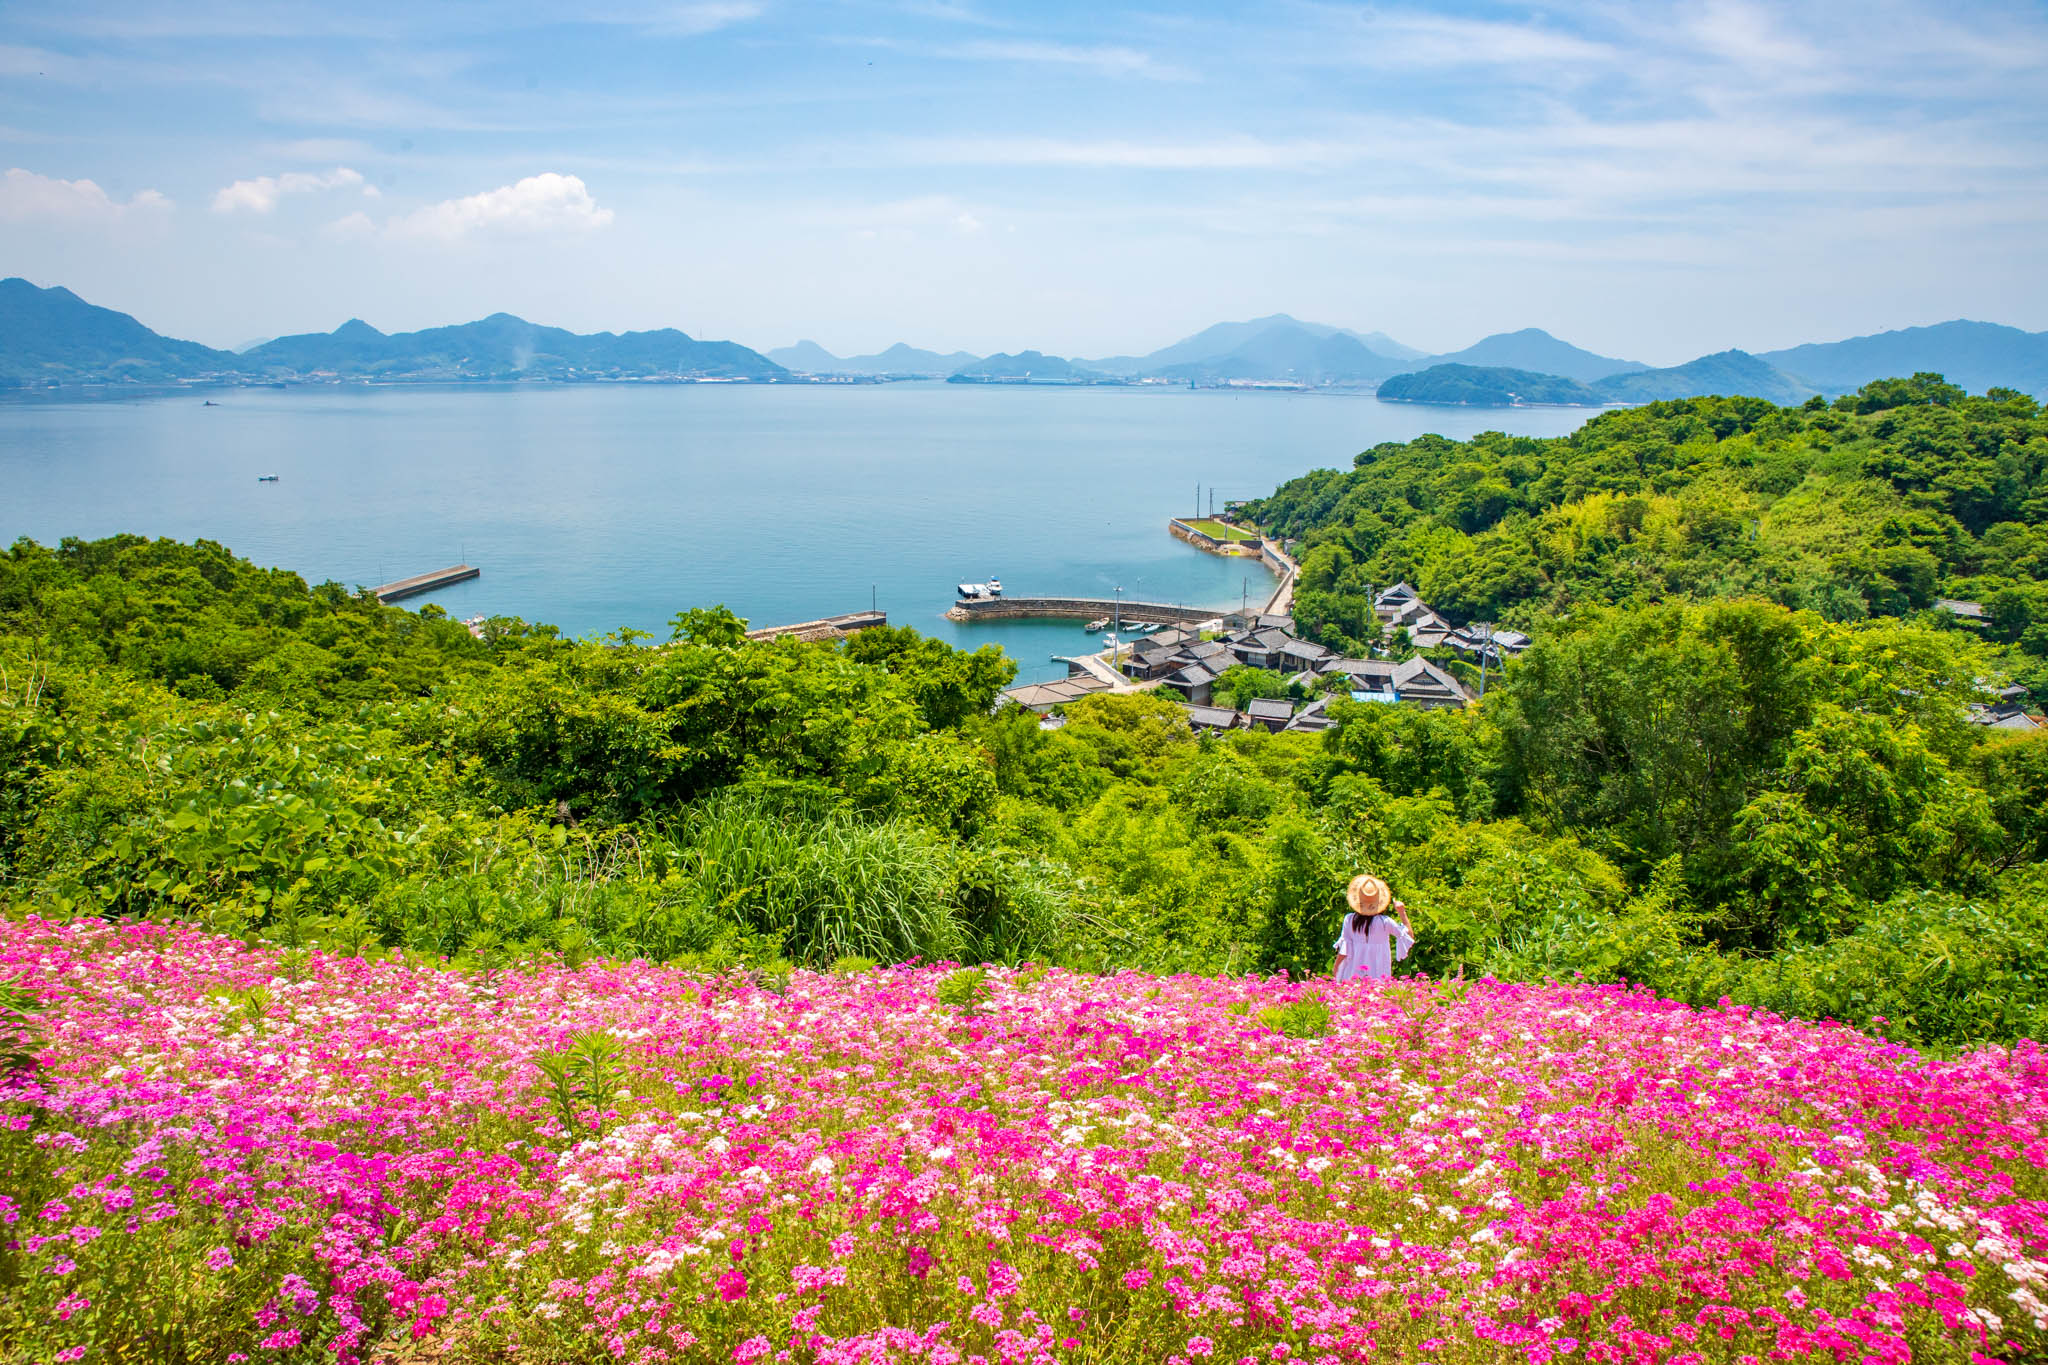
left=373, top=565, right=480, bottom=603
left=745, top=610, right=888, bottom=643
left=946, top=596, right=1226, bottom=626
left=1054, top=649, right=1148, bottom=692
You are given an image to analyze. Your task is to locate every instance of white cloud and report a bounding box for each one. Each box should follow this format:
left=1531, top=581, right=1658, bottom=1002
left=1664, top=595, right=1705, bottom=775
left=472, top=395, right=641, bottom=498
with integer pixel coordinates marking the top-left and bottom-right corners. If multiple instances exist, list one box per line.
left=938, top=39, right=1193, bottom=81
left=212, top=166, right=373, bottom=214
left=0, top=167, right=171, bottom=222
left=1297, top=7, right=1617, bottom=70
left=889, top=134, right=1352, bottom=170
left=386, top=173, right=614, bottom=241
left=643, top=2, right=764, bottom=36
left=322, top=211, right=377, bottom=241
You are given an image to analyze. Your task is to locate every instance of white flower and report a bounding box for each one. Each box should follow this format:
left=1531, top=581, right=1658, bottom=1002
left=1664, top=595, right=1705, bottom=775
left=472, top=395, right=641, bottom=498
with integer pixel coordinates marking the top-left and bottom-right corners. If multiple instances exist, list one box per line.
left=706, top=1136, right=730, bottom=1155
left=807, top=1155, right=836, bottom=1176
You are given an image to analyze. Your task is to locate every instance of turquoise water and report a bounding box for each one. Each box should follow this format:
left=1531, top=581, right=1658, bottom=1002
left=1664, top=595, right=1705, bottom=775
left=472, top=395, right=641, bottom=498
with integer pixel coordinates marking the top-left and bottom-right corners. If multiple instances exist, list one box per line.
left=1, top=383, right=1593, bottom=684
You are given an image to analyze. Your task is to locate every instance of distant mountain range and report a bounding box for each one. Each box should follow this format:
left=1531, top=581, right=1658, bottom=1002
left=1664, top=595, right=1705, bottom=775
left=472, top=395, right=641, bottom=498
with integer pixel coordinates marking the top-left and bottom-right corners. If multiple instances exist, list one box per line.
left=765, top=340, right=980, bottom=376
left=1380, top=349, right=1819, bottom=409
left=4, top=276, right=2045, bottom=402
left=242, top=314, right=783, bottom=381
left=947, top=351, right=1116, bottom=384
left=0, top=279, right=235, bottom=383
left=1419, top=328, right=1646, bottom=384
left=1758, top=321, right=2048, bottom=398
left=0, top=277, right=784, bottom=385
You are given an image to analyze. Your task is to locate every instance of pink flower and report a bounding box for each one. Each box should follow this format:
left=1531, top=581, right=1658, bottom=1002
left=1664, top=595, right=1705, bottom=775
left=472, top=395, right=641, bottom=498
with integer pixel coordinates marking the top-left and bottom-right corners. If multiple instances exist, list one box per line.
left=1187, top=1338, right=1215, bottom=1358
left=717, top=1269, right=749, bottom=1302
left=206, top=1246, right=236, bottom=1272
left=734, top=1336, right=770, bottom=1362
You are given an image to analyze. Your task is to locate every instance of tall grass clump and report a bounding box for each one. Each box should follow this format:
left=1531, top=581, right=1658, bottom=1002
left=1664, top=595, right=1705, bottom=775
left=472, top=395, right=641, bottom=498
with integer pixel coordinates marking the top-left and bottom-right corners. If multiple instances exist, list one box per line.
left=658, top=791, right=965, bottom=965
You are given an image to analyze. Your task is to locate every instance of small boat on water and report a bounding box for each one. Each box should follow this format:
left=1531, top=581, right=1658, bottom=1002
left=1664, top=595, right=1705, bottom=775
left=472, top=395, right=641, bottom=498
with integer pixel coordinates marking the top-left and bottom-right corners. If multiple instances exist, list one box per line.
left=1084, top=617, right=1110, bottom=632
left=956, top=576, right=1004, bottom=599
left=257, top=474, right=279, bottom=482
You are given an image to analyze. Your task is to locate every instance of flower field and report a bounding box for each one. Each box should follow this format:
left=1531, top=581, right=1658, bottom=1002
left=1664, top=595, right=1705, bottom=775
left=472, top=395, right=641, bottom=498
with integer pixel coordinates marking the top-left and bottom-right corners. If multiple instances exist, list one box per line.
left=3, top=919, right=2048, bottom=1364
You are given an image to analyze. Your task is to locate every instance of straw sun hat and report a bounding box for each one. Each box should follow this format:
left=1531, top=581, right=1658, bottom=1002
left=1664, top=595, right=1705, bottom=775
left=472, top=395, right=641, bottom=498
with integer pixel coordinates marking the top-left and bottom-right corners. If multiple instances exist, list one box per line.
left=1345, top=874, right=1392, bottom=916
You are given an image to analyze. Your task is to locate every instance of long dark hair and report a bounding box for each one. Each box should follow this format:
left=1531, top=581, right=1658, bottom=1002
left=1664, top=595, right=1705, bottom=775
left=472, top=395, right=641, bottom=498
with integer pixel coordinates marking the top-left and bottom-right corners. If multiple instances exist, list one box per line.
left=1349, top=909, right=1383, bottom=933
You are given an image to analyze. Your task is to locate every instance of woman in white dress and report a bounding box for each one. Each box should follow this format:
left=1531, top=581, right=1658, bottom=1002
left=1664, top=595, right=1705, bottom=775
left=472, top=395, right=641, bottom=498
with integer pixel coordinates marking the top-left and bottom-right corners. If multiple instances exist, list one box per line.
left=1331, top=873, right=1415, bottom=983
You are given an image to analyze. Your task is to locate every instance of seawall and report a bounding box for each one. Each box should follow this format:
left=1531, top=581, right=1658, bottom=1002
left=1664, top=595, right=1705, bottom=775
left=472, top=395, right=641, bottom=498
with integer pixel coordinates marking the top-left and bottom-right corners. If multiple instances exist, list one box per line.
left=946, top=597, right=1226, bottom=625
left=1169, top=518, right=1261, bottom=557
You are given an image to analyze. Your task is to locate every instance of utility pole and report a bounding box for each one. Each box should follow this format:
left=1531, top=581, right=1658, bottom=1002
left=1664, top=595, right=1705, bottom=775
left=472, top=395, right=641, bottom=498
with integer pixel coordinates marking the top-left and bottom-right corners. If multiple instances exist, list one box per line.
left=1475, top=622, right=1493, bottom=698
left=1113, top=586, right=1122, bottom=668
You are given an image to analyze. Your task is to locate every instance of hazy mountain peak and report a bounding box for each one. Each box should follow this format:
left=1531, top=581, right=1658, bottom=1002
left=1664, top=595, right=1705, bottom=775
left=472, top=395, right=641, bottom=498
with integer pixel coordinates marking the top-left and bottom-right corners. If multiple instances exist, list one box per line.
left=1112, top=314, right=1422, bottom=375
left=332, top=318, right=384, bottom=340
left=1759, top=320, right=2048, bottom=397
left=1423, top=330, right=1647, bottom=384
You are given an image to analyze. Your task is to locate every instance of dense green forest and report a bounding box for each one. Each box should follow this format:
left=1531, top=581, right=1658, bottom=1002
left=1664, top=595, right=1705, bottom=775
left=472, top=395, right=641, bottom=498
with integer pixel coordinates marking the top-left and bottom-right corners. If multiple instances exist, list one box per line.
left=1257, top=372, right=2048, bottom=703
left=3, top=374, right=2046, bottom=1049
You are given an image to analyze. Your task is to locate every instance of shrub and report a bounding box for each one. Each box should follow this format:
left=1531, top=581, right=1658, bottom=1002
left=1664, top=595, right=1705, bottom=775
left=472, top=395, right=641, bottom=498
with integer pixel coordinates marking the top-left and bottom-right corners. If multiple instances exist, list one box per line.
left=1255, top=996, right=1333, bottom=1039
left=935, top=966, right=990, bottom=1013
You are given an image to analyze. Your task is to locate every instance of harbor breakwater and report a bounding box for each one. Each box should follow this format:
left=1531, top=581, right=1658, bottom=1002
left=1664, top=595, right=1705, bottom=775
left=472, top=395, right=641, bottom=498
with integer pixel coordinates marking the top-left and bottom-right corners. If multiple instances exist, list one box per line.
left=946, top=596, right=1228, bottom=625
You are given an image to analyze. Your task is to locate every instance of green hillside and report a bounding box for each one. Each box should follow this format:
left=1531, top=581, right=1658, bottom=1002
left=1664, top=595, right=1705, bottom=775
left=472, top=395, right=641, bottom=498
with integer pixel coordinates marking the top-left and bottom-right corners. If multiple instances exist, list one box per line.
left=1589, top=348, right=1815, bottom=404
left=0, top=277, right=236, bottom=383
left=1256, top=373, right=2048, bottom=658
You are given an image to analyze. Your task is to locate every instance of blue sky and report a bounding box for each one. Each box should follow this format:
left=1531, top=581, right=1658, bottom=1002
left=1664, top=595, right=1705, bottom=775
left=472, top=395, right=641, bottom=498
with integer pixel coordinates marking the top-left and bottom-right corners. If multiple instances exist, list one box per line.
left=2, top=0, right=2045, bottom=363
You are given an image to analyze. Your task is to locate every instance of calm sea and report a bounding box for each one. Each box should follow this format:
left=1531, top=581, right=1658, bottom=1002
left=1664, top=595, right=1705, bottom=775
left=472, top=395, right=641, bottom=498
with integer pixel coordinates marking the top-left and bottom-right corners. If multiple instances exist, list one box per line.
left=1, top=383, right=1592, bottom=683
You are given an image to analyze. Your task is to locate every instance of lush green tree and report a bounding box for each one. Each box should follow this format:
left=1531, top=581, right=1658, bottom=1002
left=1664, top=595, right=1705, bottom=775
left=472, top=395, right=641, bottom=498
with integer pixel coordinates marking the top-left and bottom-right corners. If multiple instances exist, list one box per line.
left=841, top=626, right=1016, bottom=730
left=1213, top=665, right=1291, bottom=712
left=669, top=605, right=749, bottom=646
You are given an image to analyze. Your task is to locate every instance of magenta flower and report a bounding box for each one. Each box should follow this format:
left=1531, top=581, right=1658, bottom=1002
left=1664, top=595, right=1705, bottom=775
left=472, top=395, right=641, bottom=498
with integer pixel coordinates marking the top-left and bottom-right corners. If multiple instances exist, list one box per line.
left=4, top=916, right=2046, bottom=1365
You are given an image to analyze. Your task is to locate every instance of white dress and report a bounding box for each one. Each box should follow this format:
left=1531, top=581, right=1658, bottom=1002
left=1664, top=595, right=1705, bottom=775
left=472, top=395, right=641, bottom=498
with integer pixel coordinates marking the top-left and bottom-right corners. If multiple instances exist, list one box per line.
left=1333, top=914, right=1413, bottom=983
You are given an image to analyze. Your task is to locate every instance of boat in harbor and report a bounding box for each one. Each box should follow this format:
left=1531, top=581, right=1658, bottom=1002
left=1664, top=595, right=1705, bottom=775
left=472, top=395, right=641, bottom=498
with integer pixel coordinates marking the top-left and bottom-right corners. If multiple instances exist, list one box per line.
left=956, top=576, right=1005, bottom=599
left=1084, top=617, right=1109, bottom=632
